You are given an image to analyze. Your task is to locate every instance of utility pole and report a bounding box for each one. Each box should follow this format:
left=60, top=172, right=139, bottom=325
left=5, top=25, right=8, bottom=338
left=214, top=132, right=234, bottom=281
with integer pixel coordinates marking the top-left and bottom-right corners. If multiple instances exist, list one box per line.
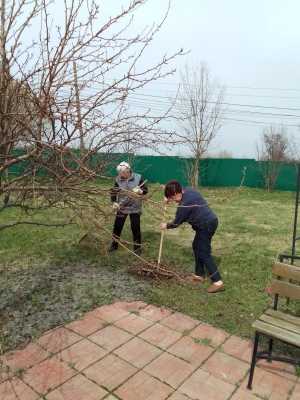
left=72, top=61, right=85, bottom=155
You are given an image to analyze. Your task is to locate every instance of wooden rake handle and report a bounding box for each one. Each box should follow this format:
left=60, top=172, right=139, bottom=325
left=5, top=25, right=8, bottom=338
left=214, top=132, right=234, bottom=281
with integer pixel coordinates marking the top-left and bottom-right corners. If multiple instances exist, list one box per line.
left=157, top=204, right=167, bottom=266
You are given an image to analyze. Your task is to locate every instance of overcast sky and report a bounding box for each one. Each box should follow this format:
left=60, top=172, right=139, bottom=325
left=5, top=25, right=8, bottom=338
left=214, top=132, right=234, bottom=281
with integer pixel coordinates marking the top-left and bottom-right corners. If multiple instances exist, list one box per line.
left=105, top=0, right=300, bottom=158
left=45, top=1, right=300, bottom=157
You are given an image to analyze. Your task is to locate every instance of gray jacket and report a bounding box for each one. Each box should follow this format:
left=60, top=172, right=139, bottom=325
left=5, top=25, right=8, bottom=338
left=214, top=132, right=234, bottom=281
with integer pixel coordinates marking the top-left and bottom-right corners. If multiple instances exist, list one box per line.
left=111, top=173, right=147, bottom=214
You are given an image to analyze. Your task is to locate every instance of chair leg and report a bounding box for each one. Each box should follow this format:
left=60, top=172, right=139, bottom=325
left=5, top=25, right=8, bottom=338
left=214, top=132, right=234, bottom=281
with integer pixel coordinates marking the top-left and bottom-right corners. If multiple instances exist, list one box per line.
left=267, top=338, right=273, bottom=363
left=247, top=332, right=260, bottom=390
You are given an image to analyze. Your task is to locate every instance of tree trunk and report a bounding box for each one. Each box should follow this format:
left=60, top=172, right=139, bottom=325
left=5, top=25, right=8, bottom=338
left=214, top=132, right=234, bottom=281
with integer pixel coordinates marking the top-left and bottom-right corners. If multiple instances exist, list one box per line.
left=191, top=157, right=199, bottom=188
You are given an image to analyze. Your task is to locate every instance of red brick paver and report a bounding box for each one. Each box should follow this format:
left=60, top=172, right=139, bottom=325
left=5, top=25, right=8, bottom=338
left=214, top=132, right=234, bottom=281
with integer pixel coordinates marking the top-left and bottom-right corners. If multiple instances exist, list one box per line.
left=86, top=304, right=130, bottom=322
left=0, top=367, right=11, bottom=384
left=189, top=323, right=229, bottom=347
left=144, top=352, right=195, bottom=388
left=115, top=370, right=173, bottom=400
left=88, top=325, right=132, bottom=351
left=1, top=301, right=297, bottom=400
left=114, top=337, right=162, bottom=368
left=0, top=378, right=39, bottom=400
left=241, top=368, right=295, bottom=400
left=2, top=343, right=49, bottom=372
left=112, top=300, right=148, bottom=312
left=178, top=368, right=235, bottom=400
left=202, top=351, right=249, bottom=384
left=231, top=387, right=261, bottom=400
left=58, top=339, right=107, bottom=371
left=256, top=359, right=297, bottom=382
left=114, top=313, right=153, bottom=334
left=168, top=336, right=214, bottom=367
left=84, top=353, right=137, bottom=391
left=23, top=357, right=76, bottom=395
left=168, top=393, right=192, bottom=400
left=46, top=374, right=107, bottom=400
left=290, top=383, right=300, bottom=400
left=161, top=312, right=200, bottom=333
left=138, top=304, right=172, bottom=322
left=222, top=335, right=252, bottom=362
left=65, top=315, right=108, bottom=336
left=37, top=327, right=81, bottom=354
left=139, top=323, right=182, bottom=349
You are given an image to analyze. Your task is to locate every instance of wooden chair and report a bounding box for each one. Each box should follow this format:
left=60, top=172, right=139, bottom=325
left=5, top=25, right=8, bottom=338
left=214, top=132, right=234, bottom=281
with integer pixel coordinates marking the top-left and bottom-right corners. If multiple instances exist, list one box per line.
left=247, top=262, right=300, bottom=390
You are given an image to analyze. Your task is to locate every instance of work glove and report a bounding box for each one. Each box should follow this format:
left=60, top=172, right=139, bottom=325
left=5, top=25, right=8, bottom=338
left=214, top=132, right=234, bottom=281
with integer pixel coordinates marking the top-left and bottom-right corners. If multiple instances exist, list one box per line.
left=132, top=186, right=143, bottom=195
left=112, top=202, right=120, bottom=211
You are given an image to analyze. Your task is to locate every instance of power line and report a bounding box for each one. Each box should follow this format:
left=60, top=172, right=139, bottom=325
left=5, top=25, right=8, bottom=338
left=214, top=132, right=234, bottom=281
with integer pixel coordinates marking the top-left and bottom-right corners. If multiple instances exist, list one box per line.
left=224, top=93, right=300, bottom=100
left=149, top=87, right=300, bottom=100
left=144, top=80, right=300, bottom=93
left=41, top=85, right=300, bottom=119
left=134, top=84, right=300, bottom=100
left=227, top=85, right=300, bottom=93
left=58, top=85, right=300, bottom=111
left=221, top=116, right=299, bottom=128
left=130, top=92, right=300, bottom=112
left=126, top=100, right=300, bottom=128
left=128, top=94, right=297, bottom=116
left=128, top=95, right=300, bottom=118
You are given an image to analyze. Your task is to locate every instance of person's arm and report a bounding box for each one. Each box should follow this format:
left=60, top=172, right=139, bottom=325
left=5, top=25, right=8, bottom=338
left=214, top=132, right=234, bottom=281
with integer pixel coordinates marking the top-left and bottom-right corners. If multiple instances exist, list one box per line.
left=110, top=181, right=120, bottom=202
left=133, top=176, right=148, bottom=195
left=139, top=176, right=148, bottom=195
left=166, top=205, right=191, bottom=229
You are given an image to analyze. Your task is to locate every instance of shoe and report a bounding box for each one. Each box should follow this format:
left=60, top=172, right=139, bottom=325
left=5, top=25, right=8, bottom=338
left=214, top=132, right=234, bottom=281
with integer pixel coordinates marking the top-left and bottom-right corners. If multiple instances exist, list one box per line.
left=108, top=243, right=118, bottom=253
left=134, top=247, right=142, bottom=256
left=207, top=283, right=225, bottom=293
left=190, top=274, right=205, bottom=283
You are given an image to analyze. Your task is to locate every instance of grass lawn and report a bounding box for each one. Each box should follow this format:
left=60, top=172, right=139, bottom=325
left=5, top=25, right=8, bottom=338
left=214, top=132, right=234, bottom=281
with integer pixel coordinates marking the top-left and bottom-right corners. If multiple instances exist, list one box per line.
left=0, top=184, right=299, bottom=354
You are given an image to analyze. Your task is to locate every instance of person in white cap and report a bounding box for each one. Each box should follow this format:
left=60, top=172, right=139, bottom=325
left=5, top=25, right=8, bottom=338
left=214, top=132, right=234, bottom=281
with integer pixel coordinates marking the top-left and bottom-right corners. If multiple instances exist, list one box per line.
left=109, top=161, right=148, bottom=254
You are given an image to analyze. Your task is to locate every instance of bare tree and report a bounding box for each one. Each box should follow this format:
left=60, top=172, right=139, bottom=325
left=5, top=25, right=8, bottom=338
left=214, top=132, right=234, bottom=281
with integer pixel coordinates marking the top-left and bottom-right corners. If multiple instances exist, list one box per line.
left=257, top=125, right=289, bottom=191
left=118, top=121, right=141, bottom=165
left=205, top=149, right=233, bottom=158
left=176, top=64, right=225, bottom=187
left=0, top=0, right=183, bottom=231
left=285, top=132, right=300, bottom=165
left=215, top=150, right=233, bottom=158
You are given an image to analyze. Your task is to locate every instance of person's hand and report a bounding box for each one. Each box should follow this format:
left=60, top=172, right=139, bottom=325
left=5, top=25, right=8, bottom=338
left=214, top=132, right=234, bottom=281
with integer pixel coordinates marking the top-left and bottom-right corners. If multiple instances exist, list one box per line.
left=112, top=202, right=120, bottom=211
left=160, top=222, right=167, bottom=230
left=132, top=186, right=143, bottom=195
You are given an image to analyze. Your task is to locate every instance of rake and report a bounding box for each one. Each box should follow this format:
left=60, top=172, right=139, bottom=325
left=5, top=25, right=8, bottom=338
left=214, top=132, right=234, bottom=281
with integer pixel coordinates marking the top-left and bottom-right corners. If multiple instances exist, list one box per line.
left=157, top=204, right=167, bottom=267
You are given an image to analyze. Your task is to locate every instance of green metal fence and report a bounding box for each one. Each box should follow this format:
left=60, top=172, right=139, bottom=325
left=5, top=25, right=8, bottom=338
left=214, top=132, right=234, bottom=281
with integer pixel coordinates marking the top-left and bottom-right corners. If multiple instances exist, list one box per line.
left=125, top=156, right=297, bottom=191
left=7, top=149, right=298, bottom=191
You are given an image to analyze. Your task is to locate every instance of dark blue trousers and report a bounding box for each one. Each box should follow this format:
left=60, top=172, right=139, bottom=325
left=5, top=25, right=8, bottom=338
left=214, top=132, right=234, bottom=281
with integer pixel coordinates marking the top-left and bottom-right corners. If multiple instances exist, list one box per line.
left=192, top=218, right=221, bottom=283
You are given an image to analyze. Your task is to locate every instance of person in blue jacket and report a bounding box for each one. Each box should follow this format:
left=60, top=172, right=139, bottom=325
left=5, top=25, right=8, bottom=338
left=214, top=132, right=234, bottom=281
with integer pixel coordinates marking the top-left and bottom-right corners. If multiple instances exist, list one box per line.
left=160, top=180, right=224, bottom=293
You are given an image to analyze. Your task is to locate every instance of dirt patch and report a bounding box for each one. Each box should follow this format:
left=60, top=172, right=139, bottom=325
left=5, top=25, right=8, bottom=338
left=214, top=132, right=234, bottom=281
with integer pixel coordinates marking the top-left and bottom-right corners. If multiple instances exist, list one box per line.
left=0, top=263, right=149, bottom=353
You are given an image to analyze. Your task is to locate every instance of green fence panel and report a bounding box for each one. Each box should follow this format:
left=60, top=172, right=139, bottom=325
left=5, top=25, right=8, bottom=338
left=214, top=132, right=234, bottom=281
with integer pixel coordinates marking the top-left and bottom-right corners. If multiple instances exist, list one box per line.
left=257, top=162, right=297, bottom=191
left=4, top=149, right=299, bottom=191
left=275, top=163, right=297, bottom=191
left=199, top=158, right=257, bottom=187
left=131, top=156, right=192, bottom=186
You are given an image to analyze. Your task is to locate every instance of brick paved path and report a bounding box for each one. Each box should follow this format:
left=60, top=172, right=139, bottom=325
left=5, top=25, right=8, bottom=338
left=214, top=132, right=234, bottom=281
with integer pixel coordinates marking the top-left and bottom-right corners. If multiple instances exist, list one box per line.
left=1, top=301, right=299, bottom=399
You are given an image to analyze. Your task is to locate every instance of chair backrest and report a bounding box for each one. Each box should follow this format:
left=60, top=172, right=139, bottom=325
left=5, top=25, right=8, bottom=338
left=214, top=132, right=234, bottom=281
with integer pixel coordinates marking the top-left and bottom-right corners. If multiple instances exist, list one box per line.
left=270, top=262, right=300, bottom=301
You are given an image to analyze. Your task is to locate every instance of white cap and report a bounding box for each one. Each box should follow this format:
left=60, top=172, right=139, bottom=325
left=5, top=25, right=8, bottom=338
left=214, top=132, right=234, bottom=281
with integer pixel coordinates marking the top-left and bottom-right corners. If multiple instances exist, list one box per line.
left=116, top=161, right=131, bottom=173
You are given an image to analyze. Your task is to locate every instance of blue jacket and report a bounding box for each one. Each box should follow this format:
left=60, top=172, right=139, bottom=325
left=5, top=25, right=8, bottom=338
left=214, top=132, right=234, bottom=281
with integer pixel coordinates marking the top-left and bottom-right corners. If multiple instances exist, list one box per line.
left=167, top=188, right=217, bottom=230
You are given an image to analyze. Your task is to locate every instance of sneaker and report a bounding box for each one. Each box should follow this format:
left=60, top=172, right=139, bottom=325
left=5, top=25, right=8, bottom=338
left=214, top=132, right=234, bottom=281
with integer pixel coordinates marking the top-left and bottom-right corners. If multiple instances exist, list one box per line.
left=207, top=283, right=225, bottom=294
